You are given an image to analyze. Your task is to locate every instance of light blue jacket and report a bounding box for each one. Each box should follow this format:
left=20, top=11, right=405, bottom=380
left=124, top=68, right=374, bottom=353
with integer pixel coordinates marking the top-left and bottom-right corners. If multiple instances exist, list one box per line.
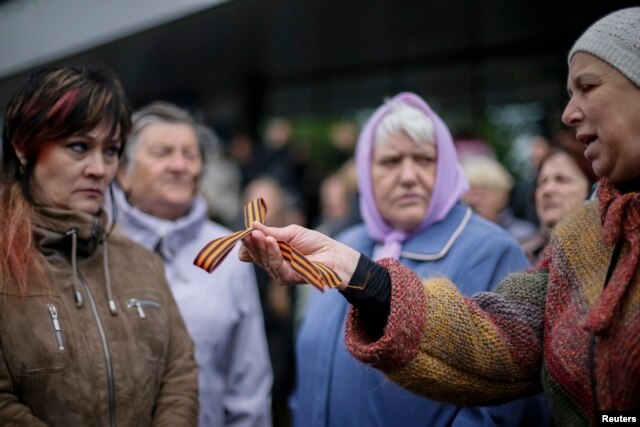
left=292, top=202, right=552, bottom=427
left=114, top=188, right=272, bottom=427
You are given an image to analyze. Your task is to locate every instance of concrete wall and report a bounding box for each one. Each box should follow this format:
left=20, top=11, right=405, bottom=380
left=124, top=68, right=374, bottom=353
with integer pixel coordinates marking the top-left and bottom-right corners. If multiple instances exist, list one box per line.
left=0, top=0, right=229, bottom=78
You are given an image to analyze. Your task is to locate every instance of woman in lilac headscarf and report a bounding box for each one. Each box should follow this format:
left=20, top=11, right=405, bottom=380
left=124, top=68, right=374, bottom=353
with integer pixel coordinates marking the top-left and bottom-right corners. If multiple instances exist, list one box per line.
left=242, top=92, right=551, bottom=427
left=356, top=92, right=468, bottom=260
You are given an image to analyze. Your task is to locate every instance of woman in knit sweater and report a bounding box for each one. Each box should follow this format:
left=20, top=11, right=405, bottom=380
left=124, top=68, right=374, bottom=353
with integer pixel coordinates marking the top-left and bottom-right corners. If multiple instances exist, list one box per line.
left=239, top=8, right=640, bottom=426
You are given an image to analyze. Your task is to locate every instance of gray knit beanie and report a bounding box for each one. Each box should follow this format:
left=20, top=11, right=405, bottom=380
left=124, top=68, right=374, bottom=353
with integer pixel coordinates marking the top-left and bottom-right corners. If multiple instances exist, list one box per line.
left=568, top=7, right=640, bottom=87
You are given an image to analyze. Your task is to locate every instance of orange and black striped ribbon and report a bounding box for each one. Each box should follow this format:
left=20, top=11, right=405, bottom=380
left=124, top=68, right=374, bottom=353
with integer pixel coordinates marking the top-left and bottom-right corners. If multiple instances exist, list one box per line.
left=194, top=198, right=341, bottom=291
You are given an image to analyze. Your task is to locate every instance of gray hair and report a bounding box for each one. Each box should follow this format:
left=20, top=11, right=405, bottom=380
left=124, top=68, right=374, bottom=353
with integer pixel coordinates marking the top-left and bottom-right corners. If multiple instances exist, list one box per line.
left=122, top=101, right=198, bottom=165
left=375, top=102, right=435, bottom=147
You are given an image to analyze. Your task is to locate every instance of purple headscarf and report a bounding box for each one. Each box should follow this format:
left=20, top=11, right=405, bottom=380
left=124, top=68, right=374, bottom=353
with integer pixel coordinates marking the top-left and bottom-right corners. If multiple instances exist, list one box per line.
left=356, top=92, right=469, bottom=260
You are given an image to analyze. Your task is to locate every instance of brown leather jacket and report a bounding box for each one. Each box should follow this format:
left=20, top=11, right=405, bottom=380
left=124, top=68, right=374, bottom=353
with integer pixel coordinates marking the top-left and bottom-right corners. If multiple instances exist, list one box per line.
left=0, top=207, right=199, bottom=426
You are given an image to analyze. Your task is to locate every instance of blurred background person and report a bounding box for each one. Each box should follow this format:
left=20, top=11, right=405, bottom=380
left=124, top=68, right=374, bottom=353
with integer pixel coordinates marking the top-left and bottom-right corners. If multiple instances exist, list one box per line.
left=335, top=158, right=362, bottom=233
left=115, top=101, right=272, bottom=427
left=287, top=92, right=551, bottom=427
left=328, top=120, right=358, bottom=167
left=243, top=176, right=297, bottom=427
left=509, top=133, right=552, bottom=226
left=314, top=172, right=354, bottom=238
left=198, top=124, right=242, bottom=228
left=462, top=156, right=536, bottom=242
left=260, top=118, right=303, bottom=203
left=229, top=131, right=264, bottom=190
left=521, top=145, right=596, bottom=264
left=0, top=66, right=198, bottom=425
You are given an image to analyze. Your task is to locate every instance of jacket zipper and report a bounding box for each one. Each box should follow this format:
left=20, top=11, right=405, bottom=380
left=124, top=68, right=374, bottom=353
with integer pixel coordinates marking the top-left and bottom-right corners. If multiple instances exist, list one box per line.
left=126, top=298, right=161, bottom=319
left=78, top=271, right=117, bottom=427
left=47, top=304, right=65, bottom=351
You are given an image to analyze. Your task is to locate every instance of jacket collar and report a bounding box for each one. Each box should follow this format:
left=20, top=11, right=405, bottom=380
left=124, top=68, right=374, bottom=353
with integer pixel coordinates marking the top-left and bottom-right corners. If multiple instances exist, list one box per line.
left=33, top=205, right=107, bottom=258
left=114, top=185, right=206, bottom=260
left=398, top=202, right=472, bottom=261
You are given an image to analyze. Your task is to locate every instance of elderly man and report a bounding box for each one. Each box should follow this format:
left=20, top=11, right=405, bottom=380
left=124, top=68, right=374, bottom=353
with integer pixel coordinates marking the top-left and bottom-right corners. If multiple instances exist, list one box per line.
left=115, top=101, right=272, bottom=427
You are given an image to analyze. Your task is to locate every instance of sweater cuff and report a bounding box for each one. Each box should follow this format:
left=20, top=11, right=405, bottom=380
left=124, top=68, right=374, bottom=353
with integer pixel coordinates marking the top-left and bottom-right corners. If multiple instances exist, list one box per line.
left=340, top=254, right=391, bottom=339
left=344, top=258, right=426, bottom=370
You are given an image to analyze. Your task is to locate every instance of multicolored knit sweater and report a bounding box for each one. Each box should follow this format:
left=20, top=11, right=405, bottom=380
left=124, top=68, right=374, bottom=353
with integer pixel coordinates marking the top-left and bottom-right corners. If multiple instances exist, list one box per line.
left=345, top=179, right=640, bottom=427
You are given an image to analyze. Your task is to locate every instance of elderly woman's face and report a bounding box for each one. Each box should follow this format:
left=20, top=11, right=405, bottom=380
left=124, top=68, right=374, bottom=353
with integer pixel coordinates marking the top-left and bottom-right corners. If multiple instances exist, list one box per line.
left=562, top=52, right=640, bottom=184
left=371, top=132, right=436, bottom=232
left=535, top=152, right=590, bottom=229
left=29, top=123, right=120, bottom=214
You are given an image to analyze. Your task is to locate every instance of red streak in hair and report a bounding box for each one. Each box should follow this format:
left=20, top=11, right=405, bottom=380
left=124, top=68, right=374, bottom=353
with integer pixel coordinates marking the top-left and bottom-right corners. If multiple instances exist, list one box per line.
left=47, top=89, right=80, bottom=121
left=0, top=184, right=48, bottom=295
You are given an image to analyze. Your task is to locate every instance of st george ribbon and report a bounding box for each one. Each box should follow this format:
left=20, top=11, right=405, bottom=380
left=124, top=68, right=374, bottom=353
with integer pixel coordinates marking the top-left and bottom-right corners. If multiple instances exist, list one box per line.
left=194, top=198, right=341, bottom=291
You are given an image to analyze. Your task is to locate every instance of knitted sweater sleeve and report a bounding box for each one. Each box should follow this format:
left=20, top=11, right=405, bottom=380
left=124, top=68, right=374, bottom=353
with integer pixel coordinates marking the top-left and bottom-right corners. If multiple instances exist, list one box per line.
left=344, top=257, right=548, bottom=406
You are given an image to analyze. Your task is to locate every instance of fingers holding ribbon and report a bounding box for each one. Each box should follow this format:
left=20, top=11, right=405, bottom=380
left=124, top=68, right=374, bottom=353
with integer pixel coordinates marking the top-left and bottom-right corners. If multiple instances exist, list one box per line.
left=194, top=198, right=340, bottom=291
left=277, top=241, right=341, bottom=290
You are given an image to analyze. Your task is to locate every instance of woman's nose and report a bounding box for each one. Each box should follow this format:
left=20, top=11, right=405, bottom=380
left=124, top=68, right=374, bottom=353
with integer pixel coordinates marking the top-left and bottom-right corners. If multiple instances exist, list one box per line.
left=84, top=153, right=107, bottom=177
left=399, top=158, right=418, bottom=183
left=539, top=180, right=557, bottom=197
left=561, top=97, right=583, bottom=127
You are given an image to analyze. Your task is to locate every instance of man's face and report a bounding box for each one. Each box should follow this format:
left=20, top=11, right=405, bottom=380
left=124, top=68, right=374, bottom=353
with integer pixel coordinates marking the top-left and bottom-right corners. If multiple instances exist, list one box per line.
left=119, top=122, right=202, bottom=220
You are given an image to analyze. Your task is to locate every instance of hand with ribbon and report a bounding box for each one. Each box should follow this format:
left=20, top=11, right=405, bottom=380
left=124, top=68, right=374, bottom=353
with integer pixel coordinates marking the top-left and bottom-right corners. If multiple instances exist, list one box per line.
left=239, top=221, right=360, bottom=291
left=194, top=198, right=359, bottom=291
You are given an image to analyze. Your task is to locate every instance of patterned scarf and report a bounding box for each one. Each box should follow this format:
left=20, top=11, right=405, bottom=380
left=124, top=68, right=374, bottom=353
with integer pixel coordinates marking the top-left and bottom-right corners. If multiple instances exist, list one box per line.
left=586, top=178, right=640, bottom=333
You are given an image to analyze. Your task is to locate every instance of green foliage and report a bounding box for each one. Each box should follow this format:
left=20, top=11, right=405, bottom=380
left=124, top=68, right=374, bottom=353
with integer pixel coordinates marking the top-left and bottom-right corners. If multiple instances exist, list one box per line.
left=289, top=115, right=358, bottom=174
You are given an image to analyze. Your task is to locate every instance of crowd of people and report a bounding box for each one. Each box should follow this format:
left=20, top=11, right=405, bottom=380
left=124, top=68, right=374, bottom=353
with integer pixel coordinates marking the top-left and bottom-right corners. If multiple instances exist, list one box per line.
left=0, top=6, right=638, bottom=427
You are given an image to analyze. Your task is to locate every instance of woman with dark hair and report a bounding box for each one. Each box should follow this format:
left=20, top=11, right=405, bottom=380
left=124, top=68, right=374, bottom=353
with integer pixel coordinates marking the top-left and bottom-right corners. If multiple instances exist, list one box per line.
left=239, top=7, right=640, bottom=426
left=0, top=66, right=198, bottom=426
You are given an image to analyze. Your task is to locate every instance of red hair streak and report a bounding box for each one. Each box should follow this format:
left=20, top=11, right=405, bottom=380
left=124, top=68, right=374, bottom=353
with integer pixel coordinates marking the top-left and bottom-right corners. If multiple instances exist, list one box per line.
left=46, top=89, right=80, bottom=121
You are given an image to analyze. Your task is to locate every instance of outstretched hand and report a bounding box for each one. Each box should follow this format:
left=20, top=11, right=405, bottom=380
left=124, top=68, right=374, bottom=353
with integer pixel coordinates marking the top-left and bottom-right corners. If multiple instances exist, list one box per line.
left=239, top=222, right=359, bottom=291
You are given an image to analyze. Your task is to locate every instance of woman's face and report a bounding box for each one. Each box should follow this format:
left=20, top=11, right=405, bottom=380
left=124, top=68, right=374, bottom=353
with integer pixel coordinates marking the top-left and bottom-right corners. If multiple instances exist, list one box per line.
left=535, top=152, right=590, bottom=229
left=371, top=132, right=436, bottom=232
left=562, top=52, right=640, bottom=184
left=29, top=123, right=120, bottom=214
